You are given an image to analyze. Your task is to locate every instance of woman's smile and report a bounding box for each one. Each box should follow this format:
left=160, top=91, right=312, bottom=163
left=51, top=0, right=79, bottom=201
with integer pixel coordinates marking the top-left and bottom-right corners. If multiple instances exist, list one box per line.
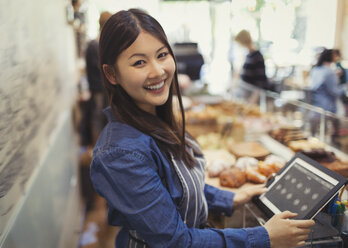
left=144, top=80, right=165, bottom=92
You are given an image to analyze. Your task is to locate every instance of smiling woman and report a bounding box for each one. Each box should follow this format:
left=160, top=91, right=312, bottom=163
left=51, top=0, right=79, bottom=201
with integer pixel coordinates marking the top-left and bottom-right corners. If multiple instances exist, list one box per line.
left=103, top=32, right=175, bottom=115
left=89, top=8, right=315, bottom=248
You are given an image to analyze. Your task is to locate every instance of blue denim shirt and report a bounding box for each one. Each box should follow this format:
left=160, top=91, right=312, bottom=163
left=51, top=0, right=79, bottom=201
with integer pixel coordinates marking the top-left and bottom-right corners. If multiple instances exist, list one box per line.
left=90, top=107, right=270, bottom=248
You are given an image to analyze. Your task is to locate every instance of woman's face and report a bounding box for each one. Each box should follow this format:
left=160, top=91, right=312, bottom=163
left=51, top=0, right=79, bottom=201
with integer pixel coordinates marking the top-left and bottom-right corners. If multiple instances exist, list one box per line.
left=114, top=31, right=175, bottom=115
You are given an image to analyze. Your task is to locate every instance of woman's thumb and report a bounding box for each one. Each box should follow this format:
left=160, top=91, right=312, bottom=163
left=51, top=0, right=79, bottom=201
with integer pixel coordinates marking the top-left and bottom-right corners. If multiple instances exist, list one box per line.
left=279, top=210, right=298, bottom=219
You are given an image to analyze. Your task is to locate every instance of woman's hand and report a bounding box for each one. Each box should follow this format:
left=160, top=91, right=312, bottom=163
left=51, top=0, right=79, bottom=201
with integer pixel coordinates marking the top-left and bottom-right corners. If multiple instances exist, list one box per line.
left=264, top=211, right=315, bottom=248
left=233, top=184, right=267, bottom=207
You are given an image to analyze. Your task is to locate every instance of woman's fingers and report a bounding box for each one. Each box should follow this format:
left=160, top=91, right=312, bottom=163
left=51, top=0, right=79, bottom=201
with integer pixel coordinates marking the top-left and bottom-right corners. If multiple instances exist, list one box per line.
left=278, top=210, right=298, bottom=219
left=295, top=240, right=306, bottom=247
left=244, top=184, right=267, bottom=195
left=252, top=184, right=268, bottom=194
left=295, top=234, right=311, bottom=241
left=291, top=219, right=315, bottom=228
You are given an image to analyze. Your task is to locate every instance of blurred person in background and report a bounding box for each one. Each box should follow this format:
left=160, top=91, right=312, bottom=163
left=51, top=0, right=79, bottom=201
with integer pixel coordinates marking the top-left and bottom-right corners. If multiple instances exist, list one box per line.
left=72, top=0, right=87, bottom=57
left=78, top=11, right=112, bottom=211
left=85, top=11, right=112, bottom=144
left=333, top=49, right=347, bottom=86
left=333, top=49, right=348, bottom=116
left=90, top=9, right=314, bottom=248
left=234, top=29, right=269, bottom=90
left=309, top=48, right=347, bottom=142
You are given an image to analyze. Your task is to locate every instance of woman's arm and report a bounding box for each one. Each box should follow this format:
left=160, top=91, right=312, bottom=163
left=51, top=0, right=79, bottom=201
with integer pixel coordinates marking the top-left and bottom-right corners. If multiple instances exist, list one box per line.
left=204, top=184, right=235, bottom=216
left=204, top=183, right=267, bottom=214
left=204, top=183, right=315, bottom=248
left=91, top=147, right=270, bottom=248
left=325, top=71, right=345, bottom=97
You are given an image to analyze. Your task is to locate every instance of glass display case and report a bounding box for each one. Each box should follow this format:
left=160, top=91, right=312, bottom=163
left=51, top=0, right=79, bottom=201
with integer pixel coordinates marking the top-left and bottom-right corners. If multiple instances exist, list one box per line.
left=226, top=81, right=348, bottom=155
left=184, top=80, right=348, bottom=247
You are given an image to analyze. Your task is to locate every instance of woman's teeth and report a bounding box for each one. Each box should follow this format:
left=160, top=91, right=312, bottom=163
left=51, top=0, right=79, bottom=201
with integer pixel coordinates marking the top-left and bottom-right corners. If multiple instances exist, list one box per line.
left=144, top=81, right=164, bottom=90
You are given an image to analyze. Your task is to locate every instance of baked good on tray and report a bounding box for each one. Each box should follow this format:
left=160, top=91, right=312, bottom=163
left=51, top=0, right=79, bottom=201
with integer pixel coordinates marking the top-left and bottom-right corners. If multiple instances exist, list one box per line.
left=245, top=167, right=267, bottom=184
left=228, top=141, right=270, bottom=159
left=321, top=160, right=348, bottom=177
left=287, top=139, right=325, bottom=152
left=217, top=154, right=287, bottom=187
left=185, top=105, right=218, bottom=124
left=270, top=125, right=306, bottom=144
left=219, top=167, right=247, bottom=188
left=301, top=148, right=337, bottom=163
left=235, top=156, right=259, bottom=171
left=204, top=149, right=236, bottom=178
left=263, top=154, right=286, bottom=172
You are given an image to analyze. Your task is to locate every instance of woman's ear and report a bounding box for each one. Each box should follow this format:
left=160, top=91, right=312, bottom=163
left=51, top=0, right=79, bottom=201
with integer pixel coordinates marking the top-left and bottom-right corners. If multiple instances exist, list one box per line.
left=102, top=64, right=117, bottom=85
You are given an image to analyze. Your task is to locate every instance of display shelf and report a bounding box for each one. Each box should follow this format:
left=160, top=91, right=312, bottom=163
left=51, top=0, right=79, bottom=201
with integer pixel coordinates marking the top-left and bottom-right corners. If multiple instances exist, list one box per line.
left=193, top=85, right=348, bottom=245
left=259, top=134, right=348, bottom=167
left=230, top=81, right=348, bottom=153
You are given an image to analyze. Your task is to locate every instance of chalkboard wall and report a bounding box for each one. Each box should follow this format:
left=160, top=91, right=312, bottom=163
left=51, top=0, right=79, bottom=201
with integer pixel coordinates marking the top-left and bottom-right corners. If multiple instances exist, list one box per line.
left=0, top=0, right=80, bottom=245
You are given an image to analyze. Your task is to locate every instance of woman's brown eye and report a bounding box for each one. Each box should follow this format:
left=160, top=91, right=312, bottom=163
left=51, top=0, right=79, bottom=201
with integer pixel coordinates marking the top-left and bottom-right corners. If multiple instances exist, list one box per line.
left=158, top=52, right=168, bottom=58
left=133, top=60, right=145, bottom=66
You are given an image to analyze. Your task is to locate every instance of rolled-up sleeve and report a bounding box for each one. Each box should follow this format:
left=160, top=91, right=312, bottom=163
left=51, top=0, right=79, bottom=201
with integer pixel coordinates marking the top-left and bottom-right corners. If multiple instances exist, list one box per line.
left=90, top=147, right=270, bottom=248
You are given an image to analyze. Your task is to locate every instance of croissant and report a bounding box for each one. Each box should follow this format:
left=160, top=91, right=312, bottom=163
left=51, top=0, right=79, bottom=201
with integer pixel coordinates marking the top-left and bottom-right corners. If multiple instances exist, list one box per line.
left=246, top=167, right=267, bottom=184
left=258, top=161, right=276, bottom=177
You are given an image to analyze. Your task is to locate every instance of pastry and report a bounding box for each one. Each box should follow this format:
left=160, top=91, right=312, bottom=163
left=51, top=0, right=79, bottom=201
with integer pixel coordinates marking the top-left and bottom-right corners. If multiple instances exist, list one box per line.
left=207, top=159, right=232, bottom=178
left=219, top=167, right=247, bottom=188
left=185, top=105, right=218, bottom=124
left=287, top=139, right=325, bottom=152
left=270, top=126, right=306, bottom=144
left=246, top=167, right=267, bottom=184
left=229, top=141, right=270, bottom=159
left=197, top=133, right=223, bottom=150
left=235, top=156, right=259, bottom=171
left=301, top=148, right=337, bottom=163
left=322, top=160, right=348, bottom=177
left=258, top=161, right=277, bottom=177
left=263, top=154, right=286, bottom=172
left=204, top=149, right=236, bottom=177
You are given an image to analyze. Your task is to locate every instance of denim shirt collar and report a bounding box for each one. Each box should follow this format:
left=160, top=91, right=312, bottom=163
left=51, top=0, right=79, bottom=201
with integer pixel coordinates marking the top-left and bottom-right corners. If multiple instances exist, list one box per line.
left=103, top=106, right=117, bottom=122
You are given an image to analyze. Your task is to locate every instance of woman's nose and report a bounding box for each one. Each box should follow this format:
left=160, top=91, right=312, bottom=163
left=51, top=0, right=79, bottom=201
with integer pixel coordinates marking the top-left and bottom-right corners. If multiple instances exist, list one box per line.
left=148, top=61, right=164, bottom=78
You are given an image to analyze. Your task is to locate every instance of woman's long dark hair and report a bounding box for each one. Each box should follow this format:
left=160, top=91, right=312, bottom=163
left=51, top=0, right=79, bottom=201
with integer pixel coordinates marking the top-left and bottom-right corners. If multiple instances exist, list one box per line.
left=316, top=48, right=334, bottom=67
left=99, top=9, right=197, bottom=168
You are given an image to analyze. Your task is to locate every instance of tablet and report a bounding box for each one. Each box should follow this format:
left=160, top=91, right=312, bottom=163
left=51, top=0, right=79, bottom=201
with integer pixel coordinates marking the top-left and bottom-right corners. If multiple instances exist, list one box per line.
left=253, top=153, right=348, bottom=220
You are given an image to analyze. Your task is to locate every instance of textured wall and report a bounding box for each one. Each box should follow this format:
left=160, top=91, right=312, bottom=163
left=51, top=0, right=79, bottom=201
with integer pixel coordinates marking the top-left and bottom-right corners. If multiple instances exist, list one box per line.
left=0, top=0, right=78, bottom=243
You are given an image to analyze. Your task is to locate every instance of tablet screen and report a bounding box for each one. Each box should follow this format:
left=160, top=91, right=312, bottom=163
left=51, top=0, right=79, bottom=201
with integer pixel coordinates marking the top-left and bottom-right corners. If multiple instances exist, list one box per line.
left=259, top=157, right=339, bottom=219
